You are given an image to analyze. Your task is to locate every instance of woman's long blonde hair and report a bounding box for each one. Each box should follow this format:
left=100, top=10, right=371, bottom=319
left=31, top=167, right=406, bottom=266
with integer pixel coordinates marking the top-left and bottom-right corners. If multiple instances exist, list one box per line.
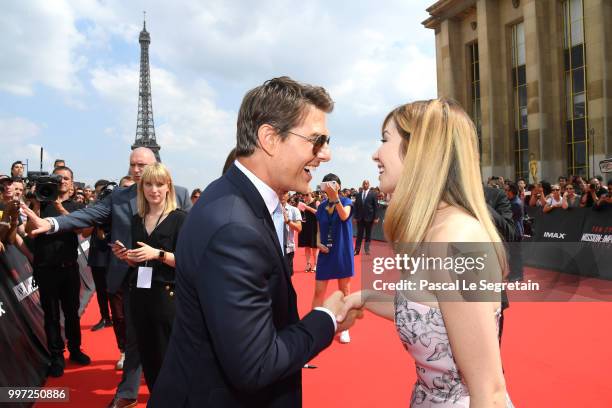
left=383, top=98, right=506, bottom=267
left=137, top=162, right=177, bottom=218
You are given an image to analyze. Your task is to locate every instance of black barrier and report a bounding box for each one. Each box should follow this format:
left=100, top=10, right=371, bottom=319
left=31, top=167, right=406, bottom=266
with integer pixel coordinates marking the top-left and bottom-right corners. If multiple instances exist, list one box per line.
left=356, top=204, right=612, bottom=279
left=576, top=209, right=612, bottom=279
left=0, top=238, right=95, bottom=394
left=0, top=247, right=49, bottom=400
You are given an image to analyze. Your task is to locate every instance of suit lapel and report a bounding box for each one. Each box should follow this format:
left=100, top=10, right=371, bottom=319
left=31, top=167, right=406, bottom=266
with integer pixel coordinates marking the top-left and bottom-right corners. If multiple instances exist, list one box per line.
left=128, top=184, right=138, bottom=216
left=225, top=165, right=291, bottom=280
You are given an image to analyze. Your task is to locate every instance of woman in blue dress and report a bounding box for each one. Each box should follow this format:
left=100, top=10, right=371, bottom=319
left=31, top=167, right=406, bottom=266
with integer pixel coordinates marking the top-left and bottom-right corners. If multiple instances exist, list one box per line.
left=314, top=173, right=354, bottom=343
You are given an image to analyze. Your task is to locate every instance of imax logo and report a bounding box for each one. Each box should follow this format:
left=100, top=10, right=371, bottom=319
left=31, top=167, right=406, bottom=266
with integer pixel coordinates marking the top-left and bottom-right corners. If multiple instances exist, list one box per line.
left=543, top=232, right=566, bottom=239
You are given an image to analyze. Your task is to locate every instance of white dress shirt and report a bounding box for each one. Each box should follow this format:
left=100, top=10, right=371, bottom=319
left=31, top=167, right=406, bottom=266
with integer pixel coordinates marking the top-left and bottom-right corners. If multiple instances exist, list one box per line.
left=234, top=160, right=337, bottom=330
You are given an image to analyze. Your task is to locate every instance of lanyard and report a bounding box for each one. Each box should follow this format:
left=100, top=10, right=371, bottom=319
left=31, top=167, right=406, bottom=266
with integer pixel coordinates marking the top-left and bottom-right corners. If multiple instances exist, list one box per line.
left=141, top=202, right=167, bottom=267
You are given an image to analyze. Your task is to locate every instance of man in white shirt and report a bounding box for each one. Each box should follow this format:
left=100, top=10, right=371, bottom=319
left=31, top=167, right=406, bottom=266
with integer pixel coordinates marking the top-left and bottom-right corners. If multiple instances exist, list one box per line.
left=280, top=192, right=302, bottom=275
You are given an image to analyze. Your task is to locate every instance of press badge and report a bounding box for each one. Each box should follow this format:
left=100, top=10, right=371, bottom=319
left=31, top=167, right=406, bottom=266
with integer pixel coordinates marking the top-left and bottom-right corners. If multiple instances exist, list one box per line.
left=137, top=266, right=153, bottom=288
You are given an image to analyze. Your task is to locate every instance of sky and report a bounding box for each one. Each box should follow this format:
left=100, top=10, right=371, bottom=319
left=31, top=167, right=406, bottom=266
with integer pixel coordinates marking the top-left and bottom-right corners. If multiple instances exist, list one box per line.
left=0, top=0, right=437, bottom=191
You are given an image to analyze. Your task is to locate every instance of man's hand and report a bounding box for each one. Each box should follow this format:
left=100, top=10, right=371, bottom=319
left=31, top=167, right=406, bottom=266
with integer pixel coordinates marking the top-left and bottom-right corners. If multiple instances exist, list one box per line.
left=321, top=291, right=365, bottom=333
left=0, top=240, right=5, bottom=253
left=373, top=218, right=380, bottom=224
left=20, top=204, right=52, bottom=236
left=337, top=292, right=366, bottom=323
left=317, top=243, right=329, bottom=254
left=322, top=291, right=346, bottom=319
left=337, top=308, right=364, bottom=332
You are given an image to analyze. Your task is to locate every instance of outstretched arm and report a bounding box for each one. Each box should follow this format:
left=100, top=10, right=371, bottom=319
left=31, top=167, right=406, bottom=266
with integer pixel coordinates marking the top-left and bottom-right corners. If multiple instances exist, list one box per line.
left=196, top=223, right=336, bottom=392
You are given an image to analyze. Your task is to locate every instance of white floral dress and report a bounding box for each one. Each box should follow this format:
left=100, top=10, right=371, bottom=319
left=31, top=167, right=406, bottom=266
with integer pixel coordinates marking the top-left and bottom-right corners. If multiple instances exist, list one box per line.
left=394, top=291, right=514, bottom=407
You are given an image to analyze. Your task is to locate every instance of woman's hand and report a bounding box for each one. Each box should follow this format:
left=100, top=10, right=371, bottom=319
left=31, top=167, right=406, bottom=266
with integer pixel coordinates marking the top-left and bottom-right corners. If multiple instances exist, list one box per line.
left=323, top=182, right=339, bottom=201
left=317, top=243, right=329, bottom=254
left=127, top=241, right=159, bottom=263
left=110, top=241, right=129, bottom=262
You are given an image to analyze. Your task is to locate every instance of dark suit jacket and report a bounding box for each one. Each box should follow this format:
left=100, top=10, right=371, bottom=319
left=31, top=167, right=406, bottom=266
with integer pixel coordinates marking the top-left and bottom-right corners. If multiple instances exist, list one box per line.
left=54, top=183, right=191, bottom=293
left=149, top=164, right=335, bottom=408
left=353, top=189, right=378, bottom=222
left=484, top=187, right=518, bottom=243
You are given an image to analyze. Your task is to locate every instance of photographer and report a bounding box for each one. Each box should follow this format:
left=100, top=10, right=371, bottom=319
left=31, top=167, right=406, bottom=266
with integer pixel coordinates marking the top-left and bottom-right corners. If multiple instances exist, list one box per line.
left=25, top=166, right=91, bottom=377
left=580, top=177, right=607, bottom=208
left=0, top=176, right=20, bottom=251
left=594, top=179, right=612, bottom=210
left=0, top=176, right=33, bottom=260
left=562, top=184, right=581, bottom=209
left=529, top=181, right=551, bottom=207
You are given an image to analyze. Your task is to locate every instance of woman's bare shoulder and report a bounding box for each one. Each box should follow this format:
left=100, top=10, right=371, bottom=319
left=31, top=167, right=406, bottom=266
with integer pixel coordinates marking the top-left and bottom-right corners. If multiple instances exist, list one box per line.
left=427, top=207, right=490, bottom=243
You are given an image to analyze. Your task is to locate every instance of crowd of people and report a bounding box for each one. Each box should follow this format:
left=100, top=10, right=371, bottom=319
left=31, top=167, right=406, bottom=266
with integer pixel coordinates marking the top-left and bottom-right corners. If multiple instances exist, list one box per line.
left=2, top=76, right=610, bottom=408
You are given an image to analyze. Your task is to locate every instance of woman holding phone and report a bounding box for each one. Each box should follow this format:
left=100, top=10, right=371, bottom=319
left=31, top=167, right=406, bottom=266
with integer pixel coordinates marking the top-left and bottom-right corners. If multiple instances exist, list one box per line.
left=313, top=173, right=354, bottom=343
left=112, top=162, right=186, bottom=390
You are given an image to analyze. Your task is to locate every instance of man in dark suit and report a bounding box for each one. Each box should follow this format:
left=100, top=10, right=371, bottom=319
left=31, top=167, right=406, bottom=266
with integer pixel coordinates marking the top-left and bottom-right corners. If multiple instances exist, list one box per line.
left=150, top=77, right=361, bottom=408
left=25, top=147, right=192, bottom=408
left=353, top=179, right=378, bottom=255
left=484, top=185, right=520, bottom=345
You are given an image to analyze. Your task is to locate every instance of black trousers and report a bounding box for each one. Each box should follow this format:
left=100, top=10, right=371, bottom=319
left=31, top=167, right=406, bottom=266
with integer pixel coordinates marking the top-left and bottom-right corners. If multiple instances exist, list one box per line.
left=285, top=251, right=295, bottom=276
left=355, top=219, right=374, bottom=253
left=115, top=281, right=142, bottom=399
left=129, top=283, right=176, bottom=391
left=91, top=266, right=110, bottom=320
left=34, top=263, right=82, bottom=358
left=108, top=289, right=126, bottom=352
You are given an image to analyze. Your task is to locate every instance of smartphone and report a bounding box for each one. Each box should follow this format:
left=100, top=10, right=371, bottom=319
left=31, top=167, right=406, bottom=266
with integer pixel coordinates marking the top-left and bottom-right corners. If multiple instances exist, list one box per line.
left=320, top=181, right=337, bottom=191
left=108, top=240, right=126, bottom=249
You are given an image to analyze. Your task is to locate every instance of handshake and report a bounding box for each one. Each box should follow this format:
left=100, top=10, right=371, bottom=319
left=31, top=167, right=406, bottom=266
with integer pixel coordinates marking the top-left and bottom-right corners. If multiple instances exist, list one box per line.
left=321, top=290, right=367, bottom=333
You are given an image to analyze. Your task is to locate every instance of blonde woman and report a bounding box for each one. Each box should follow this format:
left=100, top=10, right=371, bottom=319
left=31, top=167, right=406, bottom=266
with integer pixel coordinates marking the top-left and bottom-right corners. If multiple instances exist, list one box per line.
left=341, top=99, right=513, bottom=407
left=114, top=162, right=186, bottom=390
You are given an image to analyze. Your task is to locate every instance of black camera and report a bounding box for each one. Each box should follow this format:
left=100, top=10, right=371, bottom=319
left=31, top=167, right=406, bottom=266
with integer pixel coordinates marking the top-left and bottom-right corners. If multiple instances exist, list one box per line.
left=30, top=174, right=62, bottom=202
left=97, top=182, right=117, bottom=201
left=590, top=183, right=598, bottom=191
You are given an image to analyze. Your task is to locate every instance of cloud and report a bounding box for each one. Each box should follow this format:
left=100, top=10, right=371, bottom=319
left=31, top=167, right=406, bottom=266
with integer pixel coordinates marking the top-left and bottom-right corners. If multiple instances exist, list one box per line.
left=1, top=0, right=438, bottom=189
left=0, top=0, right=85, bottom=95
left=90, top=63, right=236, bottom=185
left=0, top=117, right=59, bottom=171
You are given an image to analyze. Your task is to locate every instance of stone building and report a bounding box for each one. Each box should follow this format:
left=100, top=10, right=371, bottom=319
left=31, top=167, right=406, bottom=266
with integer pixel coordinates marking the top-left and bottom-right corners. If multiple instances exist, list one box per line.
left=423, top=0, right=611, bottom=183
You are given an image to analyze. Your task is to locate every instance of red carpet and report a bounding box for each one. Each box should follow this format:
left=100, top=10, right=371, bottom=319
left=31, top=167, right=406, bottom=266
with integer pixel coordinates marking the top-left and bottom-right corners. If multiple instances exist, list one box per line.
left=38, top=250, right=612, bottom=407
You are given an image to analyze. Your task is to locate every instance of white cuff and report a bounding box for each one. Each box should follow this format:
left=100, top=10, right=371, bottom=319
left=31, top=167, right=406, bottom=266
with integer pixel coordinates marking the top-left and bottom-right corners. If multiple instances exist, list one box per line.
left=313, top=307, right=337, bottom=332
left=45, top=217, right=59, bottom=234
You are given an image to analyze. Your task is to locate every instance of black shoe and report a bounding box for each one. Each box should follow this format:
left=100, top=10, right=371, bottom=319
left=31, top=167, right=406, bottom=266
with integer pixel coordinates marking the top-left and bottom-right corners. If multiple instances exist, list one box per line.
left=69, top=350, right=91, bottom=365
left=91, top=318, right=111, bottom=331
left=354, top=250, right=360, bottom=256
left=48, top=355, right=65, bottom=377
left=48, top=361, right=64, bottom=377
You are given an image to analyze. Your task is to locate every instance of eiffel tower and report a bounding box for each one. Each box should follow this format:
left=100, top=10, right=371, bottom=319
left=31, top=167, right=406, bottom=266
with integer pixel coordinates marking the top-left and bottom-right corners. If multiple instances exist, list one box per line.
left=132, top=13, right=161, bottom=162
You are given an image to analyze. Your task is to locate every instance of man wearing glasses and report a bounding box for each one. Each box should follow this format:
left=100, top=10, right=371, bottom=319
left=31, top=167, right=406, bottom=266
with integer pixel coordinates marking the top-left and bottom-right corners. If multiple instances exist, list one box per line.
left=150, top=77, right=361, bottom=408
left=544, top=184, right=564, bottom=213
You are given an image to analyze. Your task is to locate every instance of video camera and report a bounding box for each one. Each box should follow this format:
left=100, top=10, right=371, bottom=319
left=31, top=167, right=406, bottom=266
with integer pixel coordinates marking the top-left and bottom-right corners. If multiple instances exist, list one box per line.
left=97, top=182, right=117, bottom=201
left=25, top=172, right=62, bottom=202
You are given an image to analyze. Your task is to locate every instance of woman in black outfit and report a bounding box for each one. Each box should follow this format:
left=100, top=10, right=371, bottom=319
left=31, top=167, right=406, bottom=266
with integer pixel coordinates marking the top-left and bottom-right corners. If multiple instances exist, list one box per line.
left=297, top=191, right=319, bottom=272
left=117, top=162, right=186, bottom=390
